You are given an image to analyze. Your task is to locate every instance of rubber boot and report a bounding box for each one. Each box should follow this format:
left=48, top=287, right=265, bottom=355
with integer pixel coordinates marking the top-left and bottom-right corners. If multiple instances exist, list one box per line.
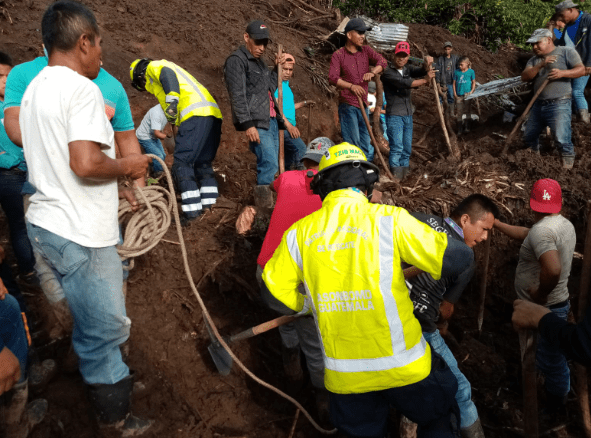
left=391, top=167, right=404, bottom=181
left=464, top=119, right=470, bottom=133
left=543, top=389, right=568, bottom=416
left=253, top=185, right=274, bottom=215
left=281, top=345, right=303, bottom=387
left=450, top=102, right=456, bottom=118
left=315, top=388, right=331, bottom=426
left=457, top=121, right=464, bottom=136
left=1, top=380, right=48, bottom=438
left=579, top=109, right=590, bottom=124
left=460, top=417, right=485, bottom=438
left=29, top=359, right=58, bottom=393
left=87, top=374, right=153, bottom=437
left=562, top=155, right=574, bottom=169
left=401, top=167, right=410, bottom=180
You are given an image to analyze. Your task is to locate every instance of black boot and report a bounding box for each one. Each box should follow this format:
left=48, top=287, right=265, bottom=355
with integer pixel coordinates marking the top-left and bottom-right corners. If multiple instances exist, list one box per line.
left=87, top=374, right=153, bottom=436
left=460, top=417, right=485, bottom=438
left=1, top=380, right=48, bottom=438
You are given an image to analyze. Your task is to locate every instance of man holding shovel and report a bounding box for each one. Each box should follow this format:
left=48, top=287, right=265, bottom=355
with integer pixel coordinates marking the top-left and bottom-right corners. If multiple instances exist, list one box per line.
left=381, top=42, right=434, bottom=180
left=328, top=18, right=387, bottom=162
left=521, top=28, right=584, bottom=169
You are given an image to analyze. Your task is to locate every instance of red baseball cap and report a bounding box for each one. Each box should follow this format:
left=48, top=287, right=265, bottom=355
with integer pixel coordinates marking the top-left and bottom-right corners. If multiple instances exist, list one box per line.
left=530, top=179, right=562, bottom=213
left=284, top=53, right=295, bottom=66
left=395, top=42, right=410, bottom=56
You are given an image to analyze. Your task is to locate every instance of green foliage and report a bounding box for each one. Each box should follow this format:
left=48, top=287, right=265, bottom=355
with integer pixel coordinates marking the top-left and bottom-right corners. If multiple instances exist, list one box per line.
left=335, top=0, right=591, bottom=50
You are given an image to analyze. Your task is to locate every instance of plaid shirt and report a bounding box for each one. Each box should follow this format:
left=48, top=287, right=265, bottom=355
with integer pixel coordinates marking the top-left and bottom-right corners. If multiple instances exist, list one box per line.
left=329, top=45, right=387, bottom=109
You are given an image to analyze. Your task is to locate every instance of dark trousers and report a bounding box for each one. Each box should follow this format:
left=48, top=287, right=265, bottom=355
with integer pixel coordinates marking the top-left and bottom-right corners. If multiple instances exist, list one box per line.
left=0, top=169, right=35, bottom=274
left=172, top=116, right=222, bottom=218
left=330, top=350, right=460, bottom=438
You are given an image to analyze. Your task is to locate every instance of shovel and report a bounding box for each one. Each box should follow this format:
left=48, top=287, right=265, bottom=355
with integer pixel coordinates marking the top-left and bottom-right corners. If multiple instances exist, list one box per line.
left=207, top=314, right=298, bottom=375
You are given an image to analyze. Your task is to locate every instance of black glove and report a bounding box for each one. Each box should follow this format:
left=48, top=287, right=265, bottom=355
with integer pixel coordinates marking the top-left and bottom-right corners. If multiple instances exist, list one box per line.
left=165, top=100, right=178, bottom=123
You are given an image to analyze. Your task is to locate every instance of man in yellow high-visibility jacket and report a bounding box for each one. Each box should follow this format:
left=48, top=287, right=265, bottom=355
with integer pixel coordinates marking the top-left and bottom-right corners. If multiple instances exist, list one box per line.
left=263, top=143, right=474, bottom=437
left=130, top=59, right=223, bottom=223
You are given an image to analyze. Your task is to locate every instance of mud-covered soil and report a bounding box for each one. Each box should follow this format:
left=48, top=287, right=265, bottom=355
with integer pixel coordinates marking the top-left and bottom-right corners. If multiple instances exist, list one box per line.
left=2, top=0, right=591, bottom=437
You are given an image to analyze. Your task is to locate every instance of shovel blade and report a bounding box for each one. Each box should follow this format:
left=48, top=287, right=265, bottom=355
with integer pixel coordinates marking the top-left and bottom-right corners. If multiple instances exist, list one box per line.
left=208, top=342, right=233, bottom=376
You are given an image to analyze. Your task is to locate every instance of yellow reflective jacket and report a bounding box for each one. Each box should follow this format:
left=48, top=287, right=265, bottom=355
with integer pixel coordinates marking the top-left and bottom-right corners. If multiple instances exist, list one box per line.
left=263, top=189, right=449, bottom=394
left=145, top=60, right=222, bottom=125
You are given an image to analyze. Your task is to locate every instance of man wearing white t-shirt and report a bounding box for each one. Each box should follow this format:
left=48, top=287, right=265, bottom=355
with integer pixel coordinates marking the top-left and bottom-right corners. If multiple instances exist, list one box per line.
left=20, top=1, right=152, bottom=435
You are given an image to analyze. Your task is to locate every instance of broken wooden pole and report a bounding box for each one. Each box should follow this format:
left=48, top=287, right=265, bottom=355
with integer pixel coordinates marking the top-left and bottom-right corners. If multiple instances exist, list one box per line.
left=519, top=329, right=539, bottom=438
left=576, top=200, right=591, bottom=438
left=502, top=78, right=549, bottom=154
left=357, top=95, right=394, bottom=180
left=431, top=76, right=459, bottom=160
left=307, top=103, right=312, bottom=145
left=478, top=230, right=492, bottom=334
left=277, top=44, right=285, bottom=174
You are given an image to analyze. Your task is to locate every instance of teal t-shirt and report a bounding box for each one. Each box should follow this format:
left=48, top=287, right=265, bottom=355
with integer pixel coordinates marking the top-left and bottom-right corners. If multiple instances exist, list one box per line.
left=454, top=69, right=475, bottom=96
left=0, top=100, right=26, bottom=170
left=274, top=80, right=296, bottom=126
left=5, top=56, right=134, bottom=132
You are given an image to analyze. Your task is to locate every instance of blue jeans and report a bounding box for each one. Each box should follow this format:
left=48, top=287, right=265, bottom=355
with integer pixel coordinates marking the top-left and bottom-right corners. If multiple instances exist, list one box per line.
left=536, top=301, right=571, bottom=397
left=250, top=118, right=279, bottom=185
left=386, top=114, right=413, bottom=168
left=439, top=85, right=455, bottom=105
left=0, top=170, right=35, bottom=275
left=338, top=103, right=374, bottom=161
left=572, top=75, right=589, bottom=111
left=138, top=138, right=166, bottom=173
left=26, top=223, right=130, bottom=385
left=524, top=99, right=574, bottom=157
left=424, top=330, right=479, bottom=429
left=380, top=116, right=388, bottom=141
left=283, top=130, right=306, bottom=169
left=0, top=294, right=28, bottom=383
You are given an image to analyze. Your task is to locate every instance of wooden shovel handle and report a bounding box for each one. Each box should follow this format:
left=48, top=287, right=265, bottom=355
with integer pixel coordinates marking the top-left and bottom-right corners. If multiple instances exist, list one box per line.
left=229, top=315, right=298, bottom=343
left=357, top=95, right=394, bottom=180
left=502, top=78, right=549, bottom=154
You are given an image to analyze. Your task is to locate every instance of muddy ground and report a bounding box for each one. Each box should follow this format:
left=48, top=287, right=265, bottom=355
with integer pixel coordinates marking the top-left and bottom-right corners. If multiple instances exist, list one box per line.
left=1, top=0, right=591, bottom=436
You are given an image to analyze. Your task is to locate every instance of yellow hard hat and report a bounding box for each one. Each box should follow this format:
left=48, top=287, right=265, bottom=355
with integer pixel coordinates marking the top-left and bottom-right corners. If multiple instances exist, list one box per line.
left=129, top=59, right=141, bottom=82
left=311, top=142, right=379, bottom=200
left=129, top=58, right=151, bottom=91
left=318, top=143, right=367, bottom=173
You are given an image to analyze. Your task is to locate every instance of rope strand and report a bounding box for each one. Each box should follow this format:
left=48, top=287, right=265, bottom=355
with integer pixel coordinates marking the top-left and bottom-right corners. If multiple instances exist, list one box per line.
left=121, top=155, right=337, bottom=435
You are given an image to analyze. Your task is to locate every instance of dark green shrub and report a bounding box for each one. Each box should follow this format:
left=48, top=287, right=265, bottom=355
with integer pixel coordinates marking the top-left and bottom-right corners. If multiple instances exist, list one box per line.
left=335, top=0, right=590, bottom=50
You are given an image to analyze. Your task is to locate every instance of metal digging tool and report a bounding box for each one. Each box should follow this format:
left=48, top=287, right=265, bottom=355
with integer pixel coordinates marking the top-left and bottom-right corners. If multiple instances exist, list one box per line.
left=207, top=314, right=298, bottom=375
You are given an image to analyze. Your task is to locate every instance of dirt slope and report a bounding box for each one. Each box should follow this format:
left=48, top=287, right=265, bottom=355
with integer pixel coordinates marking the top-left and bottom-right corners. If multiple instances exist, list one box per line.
left=2, top=0, right=591, bottom=437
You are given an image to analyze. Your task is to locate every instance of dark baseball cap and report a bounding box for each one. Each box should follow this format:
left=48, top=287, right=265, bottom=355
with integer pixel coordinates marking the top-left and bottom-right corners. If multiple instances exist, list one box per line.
left=246, top=20, right=270, bottom=40
left=344, top=18, right=372, bottom=34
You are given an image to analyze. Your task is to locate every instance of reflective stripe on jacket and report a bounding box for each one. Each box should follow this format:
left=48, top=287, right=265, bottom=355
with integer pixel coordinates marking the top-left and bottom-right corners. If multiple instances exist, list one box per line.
left=145, top=60, right=222, bottom=124
left=262, top=189, right=450, bottom=394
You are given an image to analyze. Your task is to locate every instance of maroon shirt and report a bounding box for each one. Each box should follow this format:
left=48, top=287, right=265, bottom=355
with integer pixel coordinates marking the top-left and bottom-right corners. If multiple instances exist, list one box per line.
left=329, top=45, right=387, bottom=109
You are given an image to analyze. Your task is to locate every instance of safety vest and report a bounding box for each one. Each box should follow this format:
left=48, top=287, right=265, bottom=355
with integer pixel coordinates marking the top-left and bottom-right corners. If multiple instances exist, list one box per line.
left=145, top=60, right=222, bottom=125
left=263, top=189, right=449, bottom=394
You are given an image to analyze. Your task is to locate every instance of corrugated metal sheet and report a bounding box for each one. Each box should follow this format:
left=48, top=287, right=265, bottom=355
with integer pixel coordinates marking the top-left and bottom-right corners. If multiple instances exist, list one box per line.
left=323, top=16, right=408, bottom=51
left=361, top=16, right=409, bottom=51
left=465, top=76, right=529, bottom=100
